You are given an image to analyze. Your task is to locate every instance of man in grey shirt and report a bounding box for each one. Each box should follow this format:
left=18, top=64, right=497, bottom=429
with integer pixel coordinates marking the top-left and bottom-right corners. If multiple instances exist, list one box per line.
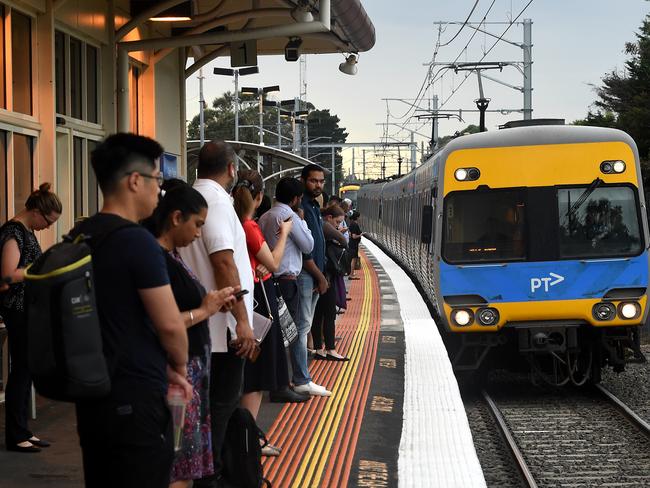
left=258, top=177, right=314, bottom=402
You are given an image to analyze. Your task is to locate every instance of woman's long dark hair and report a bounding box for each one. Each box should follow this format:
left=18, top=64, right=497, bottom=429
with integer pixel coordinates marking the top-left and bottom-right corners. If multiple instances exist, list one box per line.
left=142, top=178, right=207, bottom=237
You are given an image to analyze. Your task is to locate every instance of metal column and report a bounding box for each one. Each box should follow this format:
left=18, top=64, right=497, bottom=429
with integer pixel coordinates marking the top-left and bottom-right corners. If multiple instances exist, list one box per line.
left=410, top=132, right=416, bottom=171
left=362, top=149, right=366, bottom=181
left=199, top=68, right=205, bottom=146
left=351, top=148, right=355, bottom=179
left=258, top=91, right=263, bottom=172
left=234, top=70, right=240, bottom=141
left=331, top=147, right=335, bottom=195
left=523, top=19, right=533, bottom=120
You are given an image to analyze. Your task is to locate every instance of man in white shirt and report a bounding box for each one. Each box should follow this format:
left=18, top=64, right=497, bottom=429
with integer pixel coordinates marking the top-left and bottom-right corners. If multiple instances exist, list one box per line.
left=179, top=141, right=256, bottom=487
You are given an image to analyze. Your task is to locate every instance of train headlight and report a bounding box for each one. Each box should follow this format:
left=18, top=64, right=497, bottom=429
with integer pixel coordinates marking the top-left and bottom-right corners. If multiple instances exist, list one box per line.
left=454, top=167, right=480, bottom=181
left=451, top=309, right=473, bottom=326
left=618, top=302, right=640, bottom=320
left=593, top=302, right=616, bottom=321
left=477, top=307, right=500, bottom=326
left=600, top=160, right=626, bottom=174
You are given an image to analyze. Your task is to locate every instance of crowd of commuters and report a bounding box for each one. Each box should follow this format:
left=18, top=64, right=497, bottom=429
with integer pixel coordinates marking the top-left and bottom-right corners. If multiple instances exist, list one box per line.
left=0, top=132, right=363, bottom=487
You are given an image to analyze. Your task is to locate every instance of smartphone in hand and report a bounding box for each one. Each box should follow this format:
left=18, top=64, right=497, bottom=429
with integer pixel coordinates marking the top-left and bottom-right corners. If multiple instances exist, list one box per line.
left=234, top=289, right=249, bottom=300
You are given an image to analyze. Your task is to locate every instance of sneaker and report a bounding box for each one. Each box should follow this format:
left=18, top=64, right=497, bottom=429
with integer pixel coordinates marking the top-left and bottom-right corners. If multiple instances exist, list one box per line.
left=294, top=381, right=332, bottom=397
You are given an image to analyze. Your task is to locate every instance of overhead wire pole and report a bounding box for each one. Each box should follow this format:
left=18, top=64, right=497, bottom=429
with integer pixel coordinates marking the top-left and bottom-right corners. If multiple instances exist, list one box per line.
left=198, top=68, right=205, bottom=146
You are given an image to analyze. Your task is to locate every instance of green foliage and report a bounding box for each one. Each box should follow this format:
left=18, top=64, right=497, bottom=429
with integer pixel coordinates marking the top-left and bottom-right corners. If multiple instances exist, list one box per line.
left=575, top=11, right=650, bottom=182
left=436, top=124, right=482, bottom=150
left=187, top=94, right=348, bottom=193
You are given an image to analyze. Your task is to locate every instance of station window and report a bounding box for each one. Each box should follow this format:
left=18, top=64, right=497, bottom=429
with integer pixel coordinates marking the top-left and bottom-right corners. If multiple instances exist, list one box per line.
left=13, top=134, right=34, bottom=215
left=0, top=131, right=5, bottom=222
left=11, top=10, right=32, bottom=115
left=55, top=30, right=100, bottom=124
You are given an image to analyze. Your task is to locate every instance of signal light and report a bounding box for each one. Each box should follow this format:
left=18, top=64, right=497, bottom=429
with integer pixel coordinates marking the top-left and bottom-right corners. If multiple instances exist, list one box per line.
left=451, top=308, right=474, bottom=326
left=454, top=167, right=480, bottom=181
left=618, top=302, right=640, bottom=320
left=477, top=307, right=499, bottom=326
left=600, top=160, right=626, bottom=174
left=593, top=302, right=616, bottom=321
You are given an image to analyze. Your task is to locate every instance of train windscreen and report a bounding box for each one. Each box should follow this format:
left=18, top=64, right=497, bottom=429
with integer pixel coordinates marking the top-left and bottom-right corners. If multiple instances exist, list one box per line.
left=444, top=189, right=527, bottom=263
left=558, top=186, right=642, bottom=258
left=443, top=185, right=643, bottom=263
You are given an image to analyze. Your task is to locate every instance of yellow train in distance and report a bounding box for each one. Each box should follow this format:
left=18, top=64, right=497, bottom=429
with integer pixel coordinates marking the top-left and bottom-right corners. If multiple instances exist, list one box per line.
left=339, top=184, right=360, bottom=208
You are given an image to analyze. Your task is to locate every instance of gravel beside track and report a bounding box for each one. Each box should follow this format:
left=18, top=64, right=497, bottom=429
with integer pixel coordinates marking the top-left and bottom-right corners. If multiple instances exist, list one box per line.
left=488, top=385, right=650, bottom=488
left=464, top=395, right=526, bottom=488
left=601, top=344, right=650, bottom=425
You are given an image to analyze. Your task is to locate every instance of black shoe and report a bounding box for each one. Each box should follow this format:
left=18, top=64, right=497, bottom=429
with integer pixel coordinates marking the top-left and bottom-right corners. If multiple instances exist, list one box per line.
left=7, top=443, right=41, bottom=453
left=29, top=437, right=50, bottom=448
left=269, top=388, right=310, bottom=403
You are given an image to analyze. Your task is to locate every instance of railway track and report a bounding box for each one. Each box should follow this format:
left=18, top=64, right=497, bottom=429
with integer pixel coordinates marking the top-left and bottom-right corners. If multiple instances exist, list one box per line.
left=480, top=385, right=650, bottom=488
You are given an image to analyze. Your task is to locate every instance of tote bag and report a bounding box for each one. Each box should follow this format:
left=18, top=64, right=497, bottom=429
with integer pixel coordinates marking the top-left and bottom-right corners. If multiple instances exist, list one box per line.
left=274, top=283, right=298, bottom=347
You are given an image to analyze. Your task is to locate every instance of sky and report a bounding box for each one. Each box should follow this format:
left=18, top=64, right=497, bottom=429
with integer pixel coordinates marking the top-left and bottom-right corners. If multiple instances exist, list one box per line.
left=185, top=0, right=650, bottom=179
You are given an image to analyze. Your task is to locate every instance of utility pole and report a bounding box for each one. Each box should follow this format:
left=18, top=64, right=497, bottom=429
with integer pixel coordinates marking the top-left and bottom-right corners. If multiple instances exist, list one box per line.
left=351, top=148, right=355, bottom=179
left=362, top=149, right=366, bottom=181
left=523, top=19, right=532, bottom=120
left=234, top=70, right=239, bottom=140
left=431, top=95, right=439, bottom=148
left=198, top=68, right=205, bottom=146
left=331, top=146, right=335, bottom=196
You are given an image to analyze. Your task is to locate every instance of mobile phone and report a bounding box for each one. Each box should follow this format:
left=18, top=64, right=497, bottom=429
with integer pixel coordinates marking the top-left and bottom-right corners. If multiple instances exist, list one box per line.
left=234, top=289, right=249, bottom=299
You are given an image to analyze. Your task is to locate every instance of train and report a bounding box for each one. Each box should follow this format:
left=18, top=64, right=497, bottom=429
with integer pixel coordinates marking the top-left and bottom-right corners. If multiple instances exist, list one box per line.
left=339, top=184, right=360, bottom=207
left=358, top=121, right=648, bottom=385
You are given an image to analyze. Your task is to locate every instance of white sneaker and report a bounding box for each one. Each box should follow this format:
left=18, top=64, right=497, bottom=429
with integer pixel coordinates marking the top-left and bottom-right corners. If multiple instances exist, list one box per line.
left=294, top=381, right=332, bottom=397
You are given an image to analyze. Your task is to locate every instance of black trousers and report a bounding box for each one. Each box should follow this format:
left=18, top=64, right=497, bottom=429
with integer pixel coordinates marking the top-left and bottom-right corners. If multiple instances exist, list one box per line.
left=277, top=278, right=299, bottom=323
left=194, top=346, right=245, bottom=487
left=75, top=388, right=173, bottom=488
left=1, top=308, right=33, bottom=446
left=312, top=275, right=337, bottom=351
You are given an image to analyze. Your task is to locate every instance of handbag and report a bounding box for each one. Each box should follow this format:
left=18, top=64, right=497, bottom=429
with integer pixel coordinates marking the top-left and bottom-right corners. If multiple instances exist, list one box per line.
left=326, top=240, right=350, bottom=276
left=252, top=281, right=273, bottom=344
left=274, top=283, right=298, bottom=347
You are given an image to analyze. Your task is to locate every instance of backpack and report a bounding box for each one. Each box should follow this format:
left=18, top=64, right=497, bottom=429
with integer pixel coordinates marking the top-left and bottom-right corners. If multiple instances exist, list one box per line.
left=23, top=221, right=136, bottom=402
left=326, top=240, right=351, bottom=276
left=221, top=408, right=272, bottom=488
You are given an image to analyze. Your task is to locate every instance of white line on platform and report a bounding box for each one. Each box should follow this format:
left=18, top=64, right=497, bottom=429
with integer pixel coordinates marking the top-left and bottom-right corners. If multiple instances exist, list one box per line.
left=362, top=239, right=487, bottom=488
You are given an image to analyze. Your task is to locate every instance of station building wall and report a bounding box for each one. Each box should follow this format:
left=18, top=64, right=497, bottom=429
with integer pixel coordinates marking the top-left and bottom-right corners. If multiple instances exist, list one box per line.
left=0, top=0, right=186, bottom=248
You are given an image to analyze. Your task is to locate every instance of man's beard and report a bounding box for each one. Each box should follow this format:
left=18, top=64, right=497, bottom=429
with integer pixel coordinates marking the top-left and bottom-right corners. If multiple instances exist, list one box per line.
left=226, top=171, right=238, bottom=193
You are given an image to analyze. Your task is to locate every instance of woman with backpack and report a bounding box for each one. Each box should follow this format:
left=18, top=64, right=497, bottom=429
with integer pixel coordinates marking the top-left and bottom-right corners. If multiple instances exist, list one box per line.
left=311, top=205, right=349, bottom=362
left=0, top=183, right=62, bottom=453
left=144, top=179, right=238, bottom=488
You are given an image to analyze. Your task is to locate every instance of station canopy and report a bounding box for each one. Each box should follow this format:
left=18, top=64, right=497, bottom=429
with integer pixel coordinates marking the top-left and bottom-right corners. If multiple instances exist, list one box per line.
left=124, top=1, right=376, bottom=76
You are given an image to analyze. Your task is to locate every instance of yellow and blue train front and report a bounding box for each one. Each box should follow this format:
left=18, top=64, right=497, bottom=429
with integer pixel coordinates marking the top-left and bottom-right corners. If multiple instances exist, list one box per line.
left=440, top=256, right=648, bottom=332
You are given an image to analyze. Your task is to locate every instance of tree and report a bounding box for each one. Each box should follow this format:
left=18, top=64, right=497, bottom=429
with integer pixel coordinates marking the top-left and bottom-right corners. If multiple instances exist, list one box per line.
left=187, top=94, right=348, bottom=192
left=304, top=108, right=348, bottom=196
left=575, top=9, right=650, bottom=180
left=436, top=124, right=481, bottom=150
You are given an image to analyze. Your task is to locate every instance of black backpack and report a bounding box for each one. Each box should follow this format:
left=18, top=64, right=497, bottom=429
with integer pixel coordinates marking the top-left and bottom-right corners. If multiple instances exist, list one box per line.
left=222, top=408, right=272, bottom=488
left=24, top=221, right=135, bottom=402
left=326, top=240, right=351, bottom=276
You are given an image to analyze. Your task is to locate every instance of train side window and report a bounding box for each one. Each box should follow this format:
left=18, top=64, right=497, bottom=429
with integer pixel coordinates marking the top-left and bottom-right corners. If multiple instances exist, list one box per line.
left=421, top=205, right=433, bottom=244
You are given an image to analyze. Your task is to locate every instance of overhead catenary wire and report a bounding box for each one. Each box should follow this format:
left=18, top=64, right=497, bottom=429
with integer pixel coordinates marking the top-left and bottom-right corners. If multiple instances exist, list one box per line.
left=437, top=0, right=481, bottom=47
left=438, top=0, right=534, bottom=110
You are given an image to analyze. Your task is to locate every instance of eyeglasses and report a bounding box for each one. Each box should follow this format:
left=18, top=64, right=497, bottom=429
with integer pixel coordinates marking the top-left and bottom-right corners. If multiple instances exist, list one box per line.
left=125, top=171, right=164, bottom=187
left=307, top=178, right=325, bottom=184
left=39, top=209, right=56, bottom=226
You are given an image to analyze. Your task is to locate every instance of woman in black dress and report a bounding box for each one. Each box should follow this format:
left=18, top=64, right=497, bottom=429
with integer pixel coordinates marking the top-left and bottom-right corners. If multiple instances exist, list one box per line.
left=144, top=181, right=238, bottom=488
left=0, top=183, right=62, bottom=452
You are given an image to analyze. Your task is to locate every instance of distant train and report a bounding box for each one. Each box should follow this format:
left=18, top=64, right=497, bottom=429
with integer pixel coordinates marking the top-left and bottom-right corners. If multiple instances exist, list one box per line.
left=339, top=184, right=360, bottom=207
left=358, top=122, right=648, bottom=385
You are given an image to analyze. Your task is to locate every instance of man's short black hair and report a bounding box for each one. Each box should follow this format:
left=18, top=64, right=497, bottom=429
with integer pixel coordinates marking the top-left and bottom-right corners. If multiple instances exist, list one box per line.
left=91, top=133, right=163, bottom=194
left=275, top=177, right=305, bottom=204
left=197, top=141, right=236, bottom=178
left=301, top=163, right=325, bottom=181
left=328, top=195, right=342, bottom=204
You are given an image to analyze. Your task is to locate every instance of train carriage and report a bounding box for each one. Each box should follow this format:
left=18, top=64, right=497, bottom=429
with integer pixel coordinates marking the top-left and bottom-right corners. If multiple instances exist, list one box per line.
left=360, top=122, right=649, bottom=385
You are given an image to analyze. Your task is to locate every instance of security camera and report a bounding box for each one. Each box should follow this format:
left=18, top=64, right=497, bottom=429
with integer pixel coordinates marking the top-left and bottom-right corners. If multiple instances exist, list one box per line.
left=284, top=37, right=302, bottom=62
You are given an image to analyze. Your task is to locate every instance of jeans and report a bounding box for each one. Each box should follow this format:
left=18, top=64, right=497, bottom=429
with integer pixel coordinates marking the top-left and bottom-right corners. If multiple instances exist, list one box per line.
left=1, top=308, right=33, bottom=446
left=291, top=272, right=320, bottom=386
left=76, top=388, right=173, bottom=488
left=194, top=347, right=245, bottom=487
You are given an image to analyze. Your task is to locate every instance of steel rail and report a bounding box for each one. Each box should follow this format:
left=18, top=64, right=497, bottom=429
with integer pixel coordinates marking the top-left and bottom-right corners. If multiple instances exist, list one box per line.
left=481, top=390, right=538, bottom=488
left=595, top=384, right=650, bottom=440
